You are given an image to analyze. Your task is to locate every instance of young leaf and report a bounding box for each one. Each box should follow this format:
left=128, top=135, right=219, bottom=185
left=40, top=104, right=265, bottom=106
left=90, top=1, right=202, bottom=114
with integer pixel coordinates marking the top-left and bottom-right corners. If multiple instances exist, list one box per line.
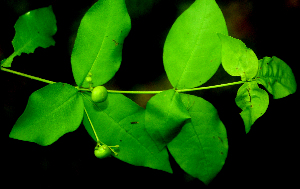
left=145, top=89, right=190, bottom=150
left=167, top=94, right=228, bottom=185
left=82, top=93, right=173, bottom=173
left=218, top=33, right=258, bottom=81
left=9, top=83, right=84, bottom=146
left=71, top=0, right=131, bottom=88
left=255, top=56, right=297, bottom=99
left=235, top=81, right=269, bottom=133
left=163, top=0, right=228, bottom=90
left=2, top=6, right=57, bottom=68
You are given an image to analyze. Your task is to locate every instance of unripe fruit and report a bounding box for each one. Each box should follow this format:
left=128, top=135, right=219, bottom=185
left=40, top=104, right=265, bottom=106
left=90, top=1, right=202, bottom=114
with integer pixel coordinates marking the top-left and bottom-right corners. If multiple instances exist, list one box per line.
left=94, top=144, right=111, bottom=159
left=91, top=86, right=108, bottom=103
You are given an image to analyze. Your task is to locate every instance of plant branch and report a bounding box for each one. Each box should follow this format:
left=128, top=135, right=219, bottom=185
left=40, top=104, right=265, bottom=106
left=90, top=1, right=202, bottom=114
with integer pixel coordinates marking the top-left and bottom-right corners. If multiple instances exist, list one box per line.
left=107, top=90, right=163, bottom=94
left=176, top=81, right=245, bottom=93
left=107, top=81, right=245, bottom=94
left=1, top=66, right=55, bottom=84
left=2, top=66, right=245, bottom=94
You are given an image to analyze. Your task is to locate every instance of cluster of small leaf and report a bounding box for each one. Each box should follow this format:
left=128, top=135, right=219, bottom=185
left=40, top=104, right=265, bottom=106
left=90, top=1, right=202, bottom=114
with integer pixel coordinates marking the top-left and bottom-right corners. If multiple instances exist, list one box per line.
left=2, top=0, right=296, bottom=185
left=218, top=34, right=297, bottom=133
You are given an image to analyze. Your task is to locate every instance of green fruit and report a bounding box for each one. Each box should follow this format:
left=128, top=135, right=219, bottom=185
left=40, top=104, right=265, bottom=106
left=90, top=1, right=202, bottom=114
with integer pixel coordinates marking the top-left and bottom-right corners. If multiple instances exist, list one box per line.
left=91, top=86, right=108, bottom=103
left=94, top=144, right=111, bottom=159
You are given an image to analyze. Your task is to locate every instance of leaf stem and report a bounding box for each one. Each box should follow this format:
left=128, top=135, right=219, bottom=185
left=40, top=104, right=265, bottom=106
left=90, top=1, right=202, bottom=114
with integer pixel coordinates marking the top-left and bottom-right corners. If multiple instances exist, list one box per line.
left=1, top=66, right=55, bottom=84
left=83, top=106, right=100, bottom=143
left=176, top=81, right=245, bottom=93
left=106, top=81, right=245, bottom=94
left=107, top=90, right=162, bottom=94
left=2, top=66, right=245, bottom=94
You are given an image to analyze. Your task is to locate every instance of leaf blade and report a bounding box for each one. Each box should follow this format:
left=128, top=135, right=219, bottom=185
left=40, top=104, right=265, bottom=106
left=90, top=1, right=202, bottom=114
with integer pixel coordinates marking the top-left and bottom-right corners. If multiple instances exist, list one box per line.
left=9, top=83, right=84, bottom=146
left=218, top=33, right=258, bottom=81
left=163, top=0, right=228, bottom=89
left=145, top=89, right=190, bottom=150
left=82, top=93, right=172, bottom=173
left=2, top=6, right=57, bottom=68
left=235, top=81, right=269, bottom=133
left=255, top=56, right=297, bottom=99
left=167, top=94, right=228, bottom=185
left=71, top=0, right=131, bottom=88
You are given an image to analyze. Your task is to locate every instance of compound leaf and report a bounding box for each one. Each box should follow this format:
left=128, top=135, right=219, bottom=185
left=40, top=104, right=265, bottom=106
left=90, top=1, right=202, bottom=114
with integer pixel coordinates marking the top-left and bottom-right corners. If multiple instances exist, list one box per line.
left=168, top=94, right=228, bottom=185
left=71, top=0, right=131, bottom=88
left=255, top=56, right=297, bottom=99
left=163, top=0, right=228, bottom=89
left=218, top=33, right=258, bottom=81
left=145, top=89, right=190, bottom=151
left=2, top=6, right=57, bottom=68
left=82, top=93, right=172, bottom=173
left=9, top=83, right=84, bottom=146
left=235, top=81, right=269, bottom=133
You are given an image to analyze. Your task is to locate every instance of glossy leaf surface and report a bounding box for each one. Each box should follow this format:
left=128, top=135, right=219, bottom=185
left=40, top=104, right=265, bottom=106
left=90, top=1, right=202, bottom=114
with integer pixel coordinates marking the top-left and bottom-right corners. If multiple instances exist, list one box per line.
left=235, top=81, right=269, bottom=133
left=167, top=94, right=228, bottom=185
left=9, top=83, right=84, bottom=146
left=163, top=0, right=228, bottom=89
left=82, top=93, right=173, bottom=173
left=255, top=56, right=297, bottom=99
left=145, top=89, right=190, bottom=150
left=2, top=6, right=56, bottom=68
left=218, top=33, right=258, bottom=81
left=71, top=0, right=131, bottom=88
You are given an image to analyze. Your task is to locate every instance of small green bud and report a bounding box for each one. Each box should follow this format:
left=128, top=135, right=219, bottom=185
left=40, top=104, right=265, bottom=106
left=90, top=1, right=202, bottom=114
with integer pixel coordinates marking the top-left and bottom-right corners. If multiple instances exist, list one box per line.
left=85, top=76, right=92, bottom=83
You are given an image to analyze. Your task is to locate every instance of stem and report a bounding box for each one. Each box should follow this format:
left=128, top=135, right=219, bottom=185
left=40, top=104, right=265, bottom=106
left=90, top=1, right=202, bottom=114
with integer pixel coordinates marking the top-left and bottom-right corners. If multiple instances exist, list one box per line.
left=83, top=106, right=100, bottom=143
left=1, top=67, right=55, bottom=84
left=107, top=90, right=162, bottom=94
left=176, top=80, right=245, bottom=93
left=106, top=81, right=245, bottom=94
left=2, top=66, right=245, bottom=94
left=77, top=81, right=245, bottom=94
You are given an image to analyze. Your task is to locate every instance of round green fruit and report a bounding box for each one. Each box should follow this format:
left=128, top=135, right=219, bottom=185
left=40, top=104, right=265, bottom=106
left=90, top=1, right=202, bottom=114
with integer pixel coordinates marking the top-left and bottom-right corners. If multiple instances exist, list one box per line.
left=94, top=144, right=111, bottom=159
left=91, top=86, right=108, bottom=103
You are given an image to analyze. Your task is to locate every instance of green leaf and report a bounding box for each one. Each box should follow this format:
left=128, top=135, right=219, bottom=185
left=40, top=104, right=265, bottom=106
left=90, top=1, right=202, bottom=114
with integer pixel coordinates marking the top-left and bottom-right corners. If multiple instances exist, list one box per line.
left=9, top=83, right=84, bottom=146
left=163, top=0, right=228, bottom=90
left=71, top=0, right=131, bottom=88
left=2, top=6, right=57, bottom=68
left=82, top=93, right=173, bottom=173
left=1, top=59, right=7, bottom=66
left=235, top=81, right=269, bottom=133
left=255, top=56, right=297, bottom=99
left=145, top=89, right=190, bottom=150
left=167, top=94, right=228, bottom=185
left=218, top=33, right=258, bottom=81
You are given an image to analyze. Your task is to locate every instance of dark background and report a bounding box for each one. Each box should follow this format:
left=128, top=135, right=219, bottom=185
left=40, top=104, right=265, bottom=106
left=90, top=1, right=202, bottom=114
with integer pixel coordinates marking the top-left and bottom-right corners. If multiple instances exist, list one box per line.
left=1, top=0, right=299, bottom=188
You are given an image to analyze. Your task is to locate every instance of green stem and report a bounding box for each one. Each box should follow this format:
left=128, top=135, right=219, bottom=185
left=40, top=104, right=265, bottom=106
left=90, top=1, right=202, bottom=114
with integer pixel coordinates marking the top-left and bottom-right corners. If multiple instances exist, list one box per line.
left=76, top=81, right=245, bottom=94
left=106, top=81, right=245, bottom=94
left=176, top=80, right=245, bottom=93
left=107, top=90, right=163, bottom=94
left=2, top=66, right=245, bottom=94
left=1, top=67, right=55, bottom=84
left=83, top=106, right=100, bottom=143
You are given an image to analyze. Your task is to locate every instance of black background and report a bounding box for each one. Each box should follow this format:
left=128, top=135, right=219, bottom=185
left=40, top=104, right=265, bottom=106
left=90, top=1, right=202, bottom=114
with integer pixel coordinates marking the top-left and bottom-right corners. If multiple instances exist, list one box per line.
left=1, top=0, right=299, bottom=188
